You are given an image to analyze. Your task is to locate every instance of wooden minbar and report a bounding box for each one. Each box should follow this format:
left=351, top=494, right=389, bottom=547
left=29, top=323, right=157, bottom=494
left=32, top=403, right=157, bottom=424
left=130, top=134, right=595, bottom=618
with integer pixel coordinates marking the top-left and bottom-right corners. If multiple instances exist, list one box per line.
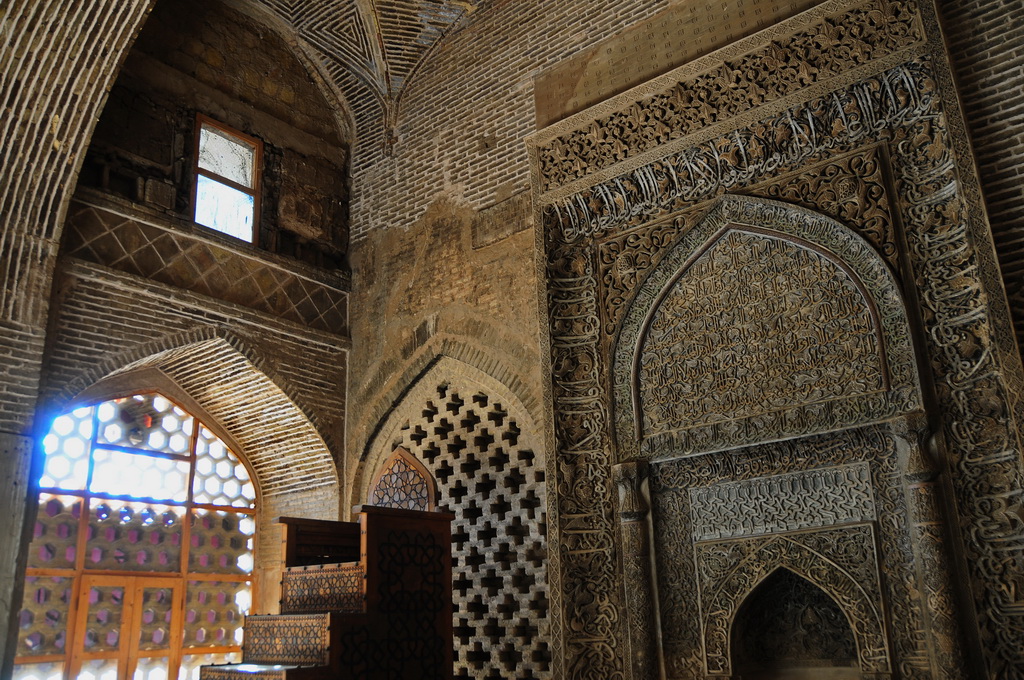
left=200, top=505, right=455, bottom=680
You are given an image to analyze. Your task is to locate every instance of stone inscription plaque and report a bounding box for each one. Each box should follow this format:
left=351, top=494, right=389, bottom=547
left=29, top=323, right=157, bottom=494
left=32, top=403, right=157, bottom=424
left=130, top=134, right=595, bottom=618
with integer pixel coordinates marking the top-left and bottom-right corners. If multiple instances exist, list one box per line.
left=637, top=227, right=885, bottom=438
left=689, top=462, right=876, bottom=541
left=534, top=0, right=824, bottom=127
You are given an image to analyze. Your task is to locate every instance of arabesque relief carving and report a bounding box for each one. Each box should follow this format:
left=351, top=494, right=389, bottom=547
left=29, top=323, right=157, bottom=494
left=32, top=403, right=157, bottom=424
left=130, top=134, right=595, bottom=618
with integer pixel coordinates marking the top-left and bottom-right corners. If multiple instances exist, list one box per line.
left=542, top=60, right=936, bottom=243
left=530, top=0, right=1024, bottom=674
left=690, top=463, right=875, bottom=541
left=731, top=567, right=859, bottom=676
left=637, top=227, right=886, bottom=438
left=535, top=0, right=923, bottom=190
left=650, top=428, right=929, bottom=679
left=597, top=146, right=900, bottom=343
left=614, top=195, right=919, bottom=458
left=612, top=462, right=659, bottom=680
left=696, top=525, right=888, bottom=676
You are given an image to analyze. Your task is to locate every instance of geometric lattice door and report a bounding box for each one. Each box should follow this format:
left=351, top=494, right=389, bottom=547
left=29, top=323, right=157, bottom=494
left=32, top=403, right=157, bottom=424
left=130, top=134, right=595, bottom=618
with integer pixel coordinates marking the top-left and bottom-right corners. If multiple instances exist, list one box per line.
left=14, top=392, right=257, bottom=680
left=70, top=576, right=183, bottom=680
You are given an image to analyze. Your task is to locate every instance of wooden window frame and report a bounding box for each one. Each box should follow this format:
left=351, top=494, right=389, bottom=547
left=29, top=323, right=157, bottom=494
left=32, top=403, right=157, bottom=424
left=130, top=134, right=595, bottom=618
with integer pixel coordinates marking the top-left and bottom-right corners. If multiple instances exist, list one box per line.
left=192, top=114, right=263, bottom=243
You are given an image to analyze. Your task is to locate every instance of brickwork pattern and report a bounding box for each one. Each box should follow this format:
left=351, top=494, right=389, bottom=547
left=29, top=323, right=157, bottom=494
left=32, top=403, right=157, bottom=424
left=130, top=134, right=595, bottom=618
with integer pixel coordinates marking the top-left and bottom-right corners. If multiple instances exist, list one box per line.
left=0, top=321, right=46, bottom=433
left=0, top=0, right=153, bottom=328
left=937, top=0, right=1024, bottom=349
left=347, top=199, right=545, bottom=471
left=84, top=0, right=351, bottom=268
left=387, top=382, right=550, bottom=680
left=64, top=198, right=350, bottom=336
left=350, top=0, right=679, bottom=239
left=43, top=260, right=344, bottom=498
left=248, top=0, right=490, bottom=154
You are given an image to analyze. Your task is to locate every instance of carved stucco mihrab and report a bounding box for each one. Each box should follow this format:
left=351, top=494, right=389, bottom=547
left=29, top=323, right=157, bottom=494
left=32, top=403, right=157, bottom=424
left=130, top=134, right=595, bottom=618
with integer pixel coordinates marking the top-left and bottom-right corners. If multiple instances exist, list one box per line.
left=696, top=525, right=888, bottom=676
left=530, top=0, right=1024, bottom=675
left=689, top=462, right=875, bottom=541
left=651, top=427, right=942, bottom=679
left=638, top=229, right=884, bottom=430
left=613, top=195, right=919, bottom=459
left=597, top=145, right=901, bottom=343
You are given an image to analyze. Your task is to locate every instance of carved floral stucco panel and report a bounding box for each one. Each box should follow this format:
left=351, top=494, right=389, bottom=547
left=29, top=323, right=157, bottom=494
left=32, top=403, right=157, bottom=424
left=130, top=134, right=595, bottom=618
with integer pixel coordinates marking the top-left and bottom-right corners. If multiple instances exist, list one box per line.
left=614, top=195, right=920, bottom=459
left=531, top=0, right=1024, bottom=675
left=696, top=526, right=889, bottom=676
left=650, top=427, right=926, bottom=679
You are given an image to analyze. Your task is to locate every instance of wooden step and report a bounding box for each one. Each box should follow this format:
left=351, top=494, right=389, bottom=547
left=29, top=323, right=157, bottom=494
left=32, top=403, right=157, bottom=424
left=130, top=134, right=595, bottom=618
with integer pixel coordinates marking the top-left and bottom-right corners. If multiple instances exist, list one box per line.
left=240, top=613, right=336, bottom=667
left=199, top=662, right=330, bottom=680
left=281, top=562, right=365, bottom=614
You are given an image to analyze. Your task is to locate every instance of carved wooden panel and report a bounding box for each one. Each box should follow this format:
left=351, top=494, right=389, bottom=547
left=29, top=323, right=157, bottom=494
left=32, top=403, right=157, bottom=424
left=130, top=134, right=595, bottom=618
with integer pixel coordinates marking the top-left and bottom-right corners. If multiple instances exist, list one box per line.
left=241, top=613, right=331, bottom=665
left=369, top=447, right=435, bottom=512
left=280, top=563, right=364, bottom=614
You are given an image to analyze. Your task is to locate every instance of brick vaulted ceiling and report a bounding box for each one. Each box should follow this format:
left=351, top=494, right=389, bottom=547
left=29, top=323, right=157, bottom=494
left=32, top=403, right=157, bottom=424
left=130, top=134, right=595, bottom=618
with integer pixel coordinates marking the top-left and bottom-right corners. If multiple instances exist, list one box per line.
left=235, top=0, right=487, bottom=146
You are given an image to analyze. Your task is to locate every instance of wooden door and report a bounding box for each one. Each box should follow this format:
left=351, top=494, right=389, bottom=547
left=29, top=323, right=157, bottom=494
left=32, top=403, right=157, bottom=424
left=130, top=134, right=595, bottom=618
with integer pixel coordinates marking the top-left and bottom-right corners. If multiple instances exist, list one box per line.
left=69, top=576, right=183, bottom=680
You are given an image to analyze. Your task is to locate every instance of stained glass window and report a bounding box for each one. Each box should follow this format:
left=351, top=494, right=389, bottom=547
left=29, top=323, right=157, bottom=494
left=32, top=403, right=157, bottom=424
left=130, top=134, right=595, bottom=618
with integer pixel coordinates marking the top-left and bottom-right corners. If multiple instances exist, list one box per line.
left=14, top=392, right=256, bottom=680
left=193, top=116, right=261, bottom=242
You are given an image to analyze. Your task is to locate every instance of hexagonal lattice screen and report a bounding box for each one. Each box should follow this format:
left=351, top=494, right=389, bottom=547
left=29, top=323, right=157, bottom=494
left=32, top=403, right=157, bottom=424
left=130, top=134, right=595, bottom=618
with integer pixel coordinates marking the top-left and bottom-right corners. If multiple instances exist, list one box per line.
left=385, top=383, right=550, bottom=680
left=14, top=392, right=254, bottom=679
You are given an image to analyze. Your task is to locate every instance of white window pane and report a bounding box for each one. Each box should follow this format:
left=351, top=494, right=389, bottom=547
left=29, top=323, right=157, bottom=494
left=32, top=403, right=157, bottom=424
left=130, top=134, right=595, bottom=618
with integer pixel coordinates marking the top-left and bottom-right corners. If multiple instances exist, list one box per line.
left=195, top=175, right=254, bottom=242
left=198, top=124, right=254, bottom=188
left=91, top=449, right=189, bottom=503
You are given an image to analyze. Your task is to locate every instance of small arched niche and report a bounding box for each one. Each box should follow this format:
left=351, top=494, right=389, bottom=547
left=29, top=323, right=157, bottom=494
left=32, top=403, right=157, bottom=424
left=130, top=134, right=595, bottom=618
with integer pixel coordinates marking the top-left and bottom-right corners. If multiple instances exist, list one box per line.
left=368, top=447, right=437, bottom=511
left=731, top=568, right=859, bottom=679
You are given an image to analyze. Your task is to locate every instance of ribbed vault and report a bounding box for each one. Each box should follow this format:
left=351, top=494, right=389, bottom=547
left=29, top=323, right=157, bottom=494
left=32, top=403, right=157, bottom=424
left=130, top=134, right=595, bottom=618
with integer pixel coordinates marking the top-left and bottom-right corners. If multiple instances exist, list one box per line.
left=231, top=0, right=489, bottom=145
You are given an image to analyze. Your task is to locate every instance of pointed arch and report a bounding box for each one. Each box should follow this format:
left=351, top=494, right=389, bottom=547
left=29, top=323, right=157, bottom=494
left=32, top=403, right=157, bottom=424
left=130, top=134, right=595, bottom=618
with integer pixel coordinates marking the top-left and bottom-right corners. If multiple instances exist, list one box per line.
left=612, top=195, right=922, bottom=460
left=368, top=446, right=437, bottom=511
left=47, top=327, right=339, bottom=501
left=353, top=354, right=551, bottom=680
left=354, top=354, right=541, bottom=509
left=731, top=567, right=859, bottom=676
left=701, top=535, right=890, bottom=676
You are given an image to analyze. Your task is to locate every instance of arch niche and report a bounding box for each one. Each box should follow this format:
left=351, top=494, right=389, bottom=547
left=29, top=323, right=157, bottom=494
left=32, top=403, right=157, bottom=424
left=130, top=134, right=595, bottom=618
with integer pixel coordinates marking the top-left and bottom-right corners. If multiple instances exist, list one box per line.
left=608, top=195, right=922, bottom=678
left=51, top=333, right=341, bottom=610
left=612, top=195, right=921, bottom=460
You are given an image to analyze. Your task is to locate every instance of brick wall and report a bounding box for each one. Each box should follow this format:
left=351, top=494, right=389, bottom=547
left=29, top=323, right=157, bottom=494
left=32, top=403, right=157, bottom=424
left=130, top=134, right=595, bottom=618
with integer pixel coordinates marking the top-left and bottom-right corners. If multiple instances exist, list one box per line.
left=80, top=0, right=351, bottom=268
left=43, top=257, right=348, bottom=615
left=350, top=0, right=687, bottom=239
left=43, top=259, right=347, bottom=468
left=937, top=0, right=1024, bottom=349
left=0, top=2, right=156, bottom=669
